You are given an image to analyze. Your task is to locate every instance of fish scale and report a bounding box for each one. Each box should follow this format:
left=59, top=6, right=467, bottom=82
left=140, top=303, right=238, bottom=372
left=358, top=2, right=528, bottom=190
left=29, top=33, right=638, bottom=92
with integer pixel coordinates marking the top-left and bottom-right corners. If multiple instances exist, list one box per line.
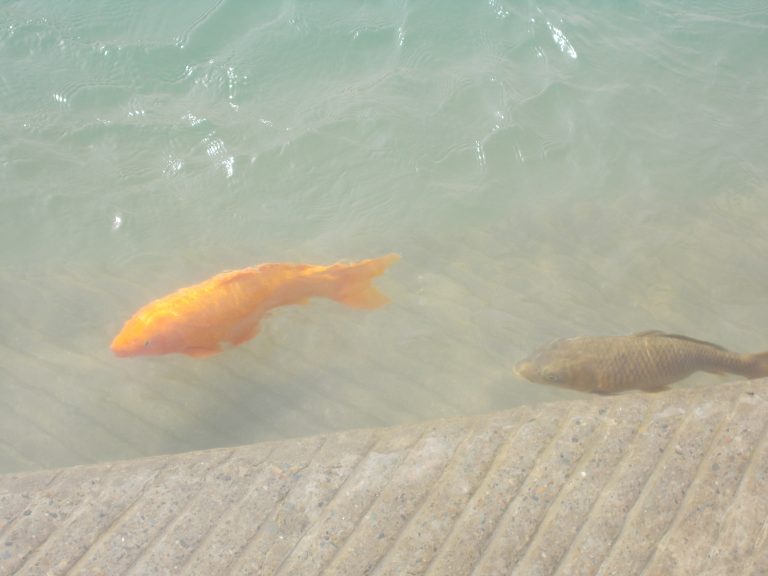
left=515, top=331, right=768, bottom=394
left=111, top=254, right=400, bottom=358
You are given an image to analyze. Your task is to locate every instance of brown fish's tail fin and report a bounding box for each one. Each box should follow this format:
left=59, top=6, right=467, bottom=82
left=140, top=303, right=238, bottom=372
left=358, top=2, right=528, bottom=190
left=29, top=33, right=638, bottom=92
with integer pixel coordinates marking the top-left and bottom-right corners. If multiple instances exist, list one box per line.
left=331, top=253, right=400, bottom=309
left=739, top=351, right=768, bottom=380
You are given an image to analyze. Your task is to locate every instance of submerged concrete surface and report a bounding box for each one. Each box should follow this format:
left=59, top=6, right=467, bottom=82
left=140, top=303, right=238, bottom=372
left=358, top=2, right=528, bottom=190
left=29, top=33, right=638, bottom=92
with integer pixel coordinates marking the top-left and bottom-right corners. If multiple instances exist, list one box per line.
left=1, top=381, right=767, bottom=576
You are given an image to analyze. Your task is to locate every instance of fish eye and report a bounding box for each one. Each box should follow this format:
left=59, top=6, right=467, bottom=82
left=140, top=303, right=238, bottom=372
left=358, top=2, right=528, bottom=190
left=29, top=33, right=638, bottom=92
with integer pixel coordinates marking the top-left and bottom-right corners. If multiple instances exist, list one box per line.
left=144, top=340, right=150, bottom=347
left=543, top=371, right=561, bottom=383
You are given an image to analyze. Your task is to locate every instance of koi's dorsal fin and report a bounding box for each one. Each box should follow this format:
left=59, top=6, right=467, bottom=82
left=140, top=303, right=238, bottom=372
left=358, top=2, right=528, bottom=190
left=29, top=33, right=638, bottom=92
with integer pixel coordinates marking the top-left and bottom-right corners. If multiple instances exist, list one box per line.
left=632, top=330, right=729, bottom=352
left=254, top=263, right=316, bottom=272
left=219, top=263, right=321, bottom=279
left=209, top=268, right=261, bottom=288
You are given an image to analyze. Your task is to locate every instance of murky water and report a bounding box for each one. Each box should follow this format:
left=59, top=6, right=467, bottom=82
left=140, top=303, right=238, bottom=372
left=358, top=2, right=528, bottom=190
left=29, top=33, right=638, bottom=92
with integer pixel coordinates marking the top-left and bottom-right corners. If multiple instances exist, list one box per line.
left=2, top=0, right=768, bottom=472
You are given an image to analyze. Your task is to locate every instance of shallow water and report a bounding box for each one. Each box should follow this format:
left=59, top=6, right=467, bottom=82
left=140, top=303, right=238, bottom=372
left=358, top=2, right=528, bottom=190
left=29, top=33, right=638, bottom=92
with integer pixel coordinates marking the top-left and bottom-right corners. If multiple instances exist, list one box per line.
left=2, top=0, right=768, bottom=472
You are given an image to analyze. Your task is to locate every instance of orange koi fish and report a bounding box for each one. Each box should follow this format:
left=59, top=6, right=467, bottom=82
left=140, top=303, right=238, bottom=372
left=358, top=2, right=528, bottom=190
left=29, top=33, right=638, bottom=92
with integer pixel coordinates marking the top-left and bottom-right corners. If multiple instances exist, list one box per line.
left=111, top=254, right=399, bottom=358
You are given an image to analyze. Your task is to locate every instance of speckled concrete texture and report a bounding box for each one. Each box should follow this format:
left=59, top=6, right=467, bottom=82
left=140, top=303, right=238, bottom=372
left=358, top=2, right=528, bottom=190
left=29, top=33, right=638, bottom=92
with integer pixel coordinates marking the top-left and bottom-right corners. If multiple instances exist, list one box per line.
left=1, top=380, right=767, bottom=575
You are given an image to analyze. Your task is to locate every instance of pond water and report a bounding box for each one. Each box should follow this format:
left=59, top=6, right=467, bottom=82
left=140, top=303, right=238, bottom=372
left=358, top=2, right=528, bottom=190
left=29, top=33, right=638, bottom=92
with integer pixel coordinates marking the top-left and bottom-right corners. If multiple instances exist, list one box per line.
left=2, top=0, right=768, bottom=472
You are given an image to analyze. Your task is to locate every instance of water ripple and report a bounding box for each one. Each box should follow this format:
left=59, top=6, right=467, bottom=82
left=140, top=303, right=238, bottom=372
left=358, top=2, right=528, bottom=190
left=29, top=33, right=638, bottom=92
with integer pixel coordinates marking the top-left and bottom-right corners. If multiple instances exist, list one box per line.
left=546, top=20, right=578, bottom=59
left=2, top=0, right=768, bottom=473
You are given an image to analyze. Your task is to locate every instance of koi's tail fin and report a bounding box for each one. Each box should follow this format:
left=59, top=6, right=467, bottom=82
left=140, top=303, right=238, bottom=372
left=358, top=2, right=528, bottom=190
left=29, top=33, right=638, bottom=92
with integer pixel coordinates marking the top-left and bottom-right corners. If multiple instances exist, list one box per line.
left=331, top=253, right=400, bottom=309
left=739, top=351, right=768, bottom=380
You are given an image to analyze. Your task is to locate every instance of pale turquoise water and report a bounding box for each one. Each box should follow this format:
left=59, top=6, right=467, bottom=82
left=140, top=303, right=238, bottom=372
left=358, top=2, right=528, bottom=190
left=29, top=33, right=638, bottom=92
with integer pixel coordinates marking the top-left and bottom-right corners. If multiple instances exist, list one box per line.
left=2, top=0, right=768, bottom=472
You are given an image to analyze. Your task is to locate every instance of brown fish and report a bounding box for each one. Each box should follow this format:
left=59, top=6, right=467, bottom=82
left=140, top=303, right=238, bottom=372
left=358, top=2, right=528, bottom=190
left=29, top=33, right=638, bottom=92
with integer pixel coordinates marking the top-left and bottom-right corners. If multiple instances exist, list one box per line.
left=515, top=330, right=768, bottom=393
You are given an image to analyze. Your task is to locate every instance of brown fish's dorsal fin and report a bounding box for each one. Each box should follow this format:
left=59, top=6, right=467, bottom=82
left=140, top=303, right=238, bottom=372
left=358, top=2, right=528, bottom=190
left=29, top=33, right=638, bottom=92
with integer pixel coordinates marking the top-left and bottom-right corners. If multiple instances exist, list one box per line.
left=632, top=330, right=729, bottom=352
left=632, top=330, right=666, bottom=337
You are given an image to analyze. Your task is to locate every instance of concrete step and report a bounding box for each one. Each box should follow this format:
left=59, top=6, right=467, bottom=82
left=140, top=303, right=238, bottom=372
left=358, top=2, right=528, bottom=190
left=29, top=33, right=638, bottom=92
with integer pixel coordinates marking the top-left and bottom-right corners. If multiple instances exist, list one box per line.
left=1, top=380, right=766, bottom=575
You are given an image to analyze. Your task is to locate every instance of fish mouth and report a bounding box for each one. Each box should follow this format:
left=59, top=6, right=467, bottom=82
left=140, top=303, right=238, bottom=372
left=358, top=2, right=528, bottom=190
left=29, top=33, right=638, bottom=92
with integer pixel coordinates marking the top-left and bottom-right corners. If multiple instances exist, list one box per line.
left=110, top=343, right=132, bottom=357
left=514, top=361, right=533, bottom=380
left=110, top=335, right=138, bottom=357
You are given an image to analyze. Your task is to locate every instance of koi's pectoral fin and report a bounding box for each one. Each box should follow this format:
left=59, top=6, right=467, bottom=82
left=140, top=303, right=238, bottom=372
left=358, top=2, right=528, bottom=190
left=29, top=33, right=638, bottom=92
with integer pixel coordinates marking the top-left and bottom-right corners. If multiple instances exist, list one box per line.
left=227, top=319, right=262, bottom=346
left=184, top=345, right=221, bottom=358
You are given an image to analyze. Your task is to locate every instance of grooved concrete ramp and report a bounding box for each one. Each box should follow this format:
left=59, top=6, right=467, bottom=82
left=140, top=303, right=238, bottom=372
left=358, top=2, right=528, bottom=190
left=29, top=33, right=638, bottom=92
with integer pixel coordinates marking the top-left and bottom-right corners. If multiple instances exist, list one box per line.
left=1, top=381, right=767, bottom=576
